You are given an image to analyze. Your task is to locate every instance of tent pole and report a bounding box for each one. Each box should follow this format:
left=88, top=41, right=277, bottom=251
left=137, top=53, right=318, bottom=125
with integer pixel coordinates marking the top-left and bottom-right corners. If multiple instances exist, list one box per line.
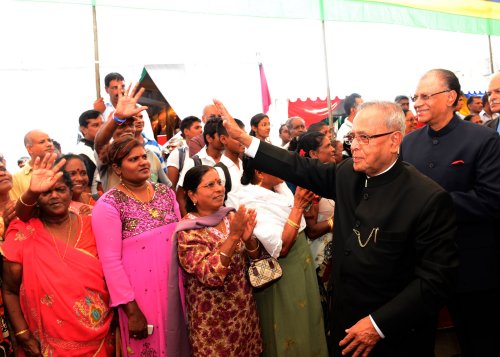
left=320, top=0, right=333, bottom=131
left=92, top=1, right=101, bottom=98
left=488, top=35, right=494, bottom=74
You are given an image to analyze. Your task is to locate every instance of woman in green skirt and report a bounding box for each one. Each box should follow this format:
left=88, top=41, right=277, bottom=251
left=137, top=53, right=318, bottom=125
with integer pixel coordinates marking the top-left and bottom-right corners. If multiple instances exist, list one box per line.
left=226, top=156, right=328, bottom=357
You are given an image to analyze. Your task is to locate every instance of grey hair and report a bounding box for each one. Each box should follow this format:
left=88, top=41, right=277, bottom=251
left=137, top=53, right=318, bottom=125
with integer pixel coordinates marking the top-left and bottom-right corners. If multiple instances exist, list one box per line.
left=285, top=116, right=305, bottom=131
left=357, top=101, right=406, bottom=134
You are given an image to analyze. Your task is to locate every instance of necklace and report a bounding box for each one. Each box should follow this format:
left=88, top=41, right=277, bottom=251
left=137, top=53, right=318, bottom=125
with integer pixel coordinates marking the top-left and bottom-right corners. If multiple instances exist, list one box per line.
left=121, top=182, right=161, bottom=219
left=45, top=215, right=72, bottom=260
left=352, top=227, right=379, bottom=248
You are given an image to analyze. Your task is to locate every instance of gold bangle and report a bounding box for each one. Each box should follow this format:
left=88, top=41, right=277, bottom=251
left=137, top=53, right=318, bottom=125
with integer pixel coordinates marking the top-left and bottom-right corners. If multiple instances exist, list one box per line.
left=219, top=251, right=231, bottom=259
left=15, top=329, right=30, bottom=337
left=18, top=195, right=37, bottom=207
left=286, top=219, right=300, bottom=230
left=245, top=239, right=260, bottom=253
left=327, top=217, right=334, bottom=231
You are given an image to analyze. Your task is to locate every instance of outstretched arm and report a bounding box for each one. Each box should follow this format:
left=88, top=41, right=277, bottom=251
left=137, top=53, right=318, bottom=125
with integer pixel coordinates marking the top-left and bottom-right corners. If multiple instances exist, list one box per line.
left=16, top=153, right=66, bottom=221
left=95, top=83, right=148, bottom=154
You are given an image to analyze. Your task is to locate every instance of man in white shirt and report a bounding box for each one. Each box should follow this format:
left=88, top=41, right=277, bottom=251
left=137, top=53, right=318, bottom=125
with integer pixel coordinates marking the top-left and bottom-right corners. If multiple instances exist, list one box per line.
left=94, top=72, right=155, bottom=139
left=337, top=93, right=363, bottom=156
left=74, top=109, right=103, bottom=195
left=214, top=118, right=246, bottom=202
left=176, top=117, right=224, bottom=215
left=480, top=93, right=499, bottom=124
left=166, top=116, right=203, bottom=188
left=282, top=116, right=306, bottom=150
left=466, top=95, right=483, bottom=116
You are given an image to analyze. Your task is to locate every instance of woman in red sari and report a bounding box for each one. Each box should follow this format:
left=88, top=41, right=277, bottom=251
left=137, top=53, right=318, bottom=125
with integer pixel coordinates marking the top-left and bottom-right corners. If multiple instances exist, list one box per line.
left=1, top=154, right=113, bottom=356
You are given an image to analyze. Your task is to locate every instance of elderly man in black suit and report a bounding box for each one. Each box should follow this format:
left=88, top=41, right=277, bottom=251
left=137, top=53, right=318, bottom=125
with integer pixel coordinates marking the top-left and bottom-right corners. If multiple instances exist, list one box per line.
left=401, top=69, right=500, bottom=357
left=217, top=99, right=458, bottom=357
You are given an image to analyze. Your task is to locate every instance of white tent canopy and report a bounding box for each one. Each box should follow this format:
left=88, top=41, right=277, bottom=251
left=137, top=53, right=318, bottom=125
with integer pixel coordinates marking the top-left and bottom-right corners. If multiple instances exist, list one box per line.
left=0, top=1, right=498, bottom=170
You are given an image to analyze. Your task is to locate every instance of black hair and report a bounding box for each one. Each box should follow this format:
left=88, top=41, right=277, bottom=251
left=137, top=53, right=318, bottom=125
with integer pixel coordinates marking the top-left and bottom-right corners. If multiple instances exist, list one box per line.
left=307, top=121, right=328, bottom=133
left=482, top=93, right=489, bottom=106
left=62, top=170, right=73, bottom=190
left=344, top=93, right=361, bottom=115
left=296, top=132, right=326, bottom=158
left=56, top=154, right=90, bottom=187
left=217, top=118, right=244, bottom=137
left=79, top=110, right=102, bottom=128
left=102, top=137, right=143, bottom=167
left=203, top=116, right=222, bottom=146
left=240, top=155, right=258, bottom=186
left=431, top=69, right=461, bottom=106
left=182, top=165, right=215, bottom=213
left=53, top=140, right=61, bottom=152
left=394, top=95, right=409, bottom=103
left=104, top=72, right=124, bottom=87
left=467, top=96, right=480, bottom=106
left=180, top=116, right=201, bottom=138
left=249, top=113, right=269, bottom=137
left=464, top=114, right=479, bottom=122
left=287, top=136, right=299, bottom=152
left=55, top=154, right=84, bottom=168
left=278, top=124, right=287, bottom=134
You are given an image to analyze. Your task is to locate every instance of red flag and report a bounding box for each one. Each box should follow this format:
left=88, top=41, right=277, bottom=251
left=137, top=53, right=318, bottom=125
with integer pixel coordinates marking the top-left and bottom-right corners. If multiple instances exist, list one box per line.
left=259, top=63, right=271, bottom=113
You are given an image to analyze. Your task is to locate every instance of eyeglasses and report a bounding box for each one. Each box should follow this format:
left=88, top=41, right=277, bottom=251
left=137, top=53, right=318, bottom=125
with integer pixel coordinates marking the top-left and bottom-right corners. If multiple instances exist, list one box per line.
left=411, top=90, right=450, bottom=102
left=486, top=88, right=500, bottom=97
left=199, top=179, right=225, bottom=190
left=344, top=131, right=396, bottom=145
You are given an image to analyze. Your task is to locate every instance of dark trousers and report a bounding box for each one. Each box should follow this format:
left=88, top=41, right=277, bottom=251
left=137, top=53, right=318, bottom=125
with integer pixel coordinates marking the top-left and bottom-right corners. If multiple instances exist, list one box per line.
left=448, top=288, right=500, bottom=357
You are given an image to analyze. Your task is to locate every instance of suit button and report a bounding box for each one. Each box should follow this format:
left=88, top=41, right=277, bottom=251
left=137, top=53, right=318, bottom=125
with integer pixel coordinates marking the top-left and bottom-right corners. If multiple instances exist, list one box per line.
left=428, top=162, right=435, bottom=168
left=344, top=250, right=351, bottom=256
left=354, top=220, right=360, bottom=228
left=432, top=139, right=439, bottom=145
left=363, top=193, right=369, bottom=200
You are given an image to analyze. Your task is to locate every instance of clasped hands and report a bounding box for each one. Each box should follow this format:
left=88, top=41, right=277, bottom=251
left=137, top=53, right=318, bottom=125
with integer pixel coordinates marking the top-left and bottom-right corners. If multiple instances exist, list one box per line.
left=228, top=205, right=257, bottom=244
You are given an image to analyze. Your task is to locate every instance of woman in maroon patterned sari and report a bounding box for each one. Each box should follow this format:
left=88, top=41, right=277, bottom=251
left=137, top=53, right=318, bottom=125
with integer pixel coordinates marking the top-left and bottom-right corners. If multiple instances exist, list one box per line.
left=176, top=165, right=263, bottom=356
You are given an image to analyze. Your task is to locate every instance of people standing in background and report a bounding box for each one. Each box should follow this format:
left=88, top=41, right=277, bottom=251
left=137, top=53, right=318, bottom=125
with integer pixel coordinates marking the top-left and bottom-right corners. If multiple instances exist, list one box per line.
left=278, top=124, right=290, bottom=147
left=10, top=130, right=54, bottom=200
left=403, top=109, right=418, bottom=134
left=484, top=72, right=500, bottom=131
left=480, top=93, right=499, bottom=124
left=249, top=113, right=271, bottom=142
left=394, top=95, right=410, bottom=111
left=337, top=93, right=363, bottom=156
left=166, top=116, right=203, bottom=189
left=93, top=72, right=155, bottom=139
left=466, top=95, right=483, bottom=116
left=75, top=109, right=103, bottom=196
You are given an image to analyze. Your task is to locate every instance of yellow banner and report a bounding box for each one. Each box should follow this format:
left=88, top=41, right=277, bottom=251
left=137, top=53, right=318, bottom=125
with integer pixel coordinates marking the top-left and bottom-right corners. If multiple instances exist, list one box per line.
left=365, top=0, right=499, bottom=20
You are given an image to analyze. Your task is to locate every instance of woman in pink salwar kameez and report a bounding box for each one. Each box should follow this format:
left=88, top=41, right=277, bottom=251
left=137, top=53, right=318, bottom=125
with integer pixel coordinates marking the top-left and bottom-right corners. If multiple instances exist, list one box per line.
left=92, top=136, right=187, bottom=356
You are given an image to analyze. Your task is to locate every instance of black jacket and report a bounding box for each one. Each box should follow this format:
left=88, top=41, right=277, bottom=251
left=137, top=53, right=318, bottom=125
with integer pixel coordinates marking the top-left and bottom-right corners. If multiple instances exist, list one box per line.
left=252, top=141, right=458, bottom=356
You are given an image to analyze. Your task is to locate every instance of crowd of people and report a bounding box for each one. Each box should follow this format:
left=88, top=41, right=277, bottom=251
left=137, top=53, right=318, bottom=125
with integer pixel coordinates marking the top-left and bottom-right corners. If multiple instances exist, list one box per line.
left=0, top=69, right=498, bottom=357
